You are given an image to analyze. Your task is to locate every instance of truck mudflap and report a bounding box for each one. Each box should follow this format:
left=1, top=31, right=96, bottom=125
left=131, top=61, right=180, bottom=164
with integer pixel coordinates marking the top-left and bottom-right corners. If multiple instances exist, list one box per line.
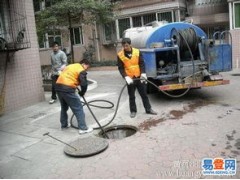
left=159, top=80, right=230, bottom=91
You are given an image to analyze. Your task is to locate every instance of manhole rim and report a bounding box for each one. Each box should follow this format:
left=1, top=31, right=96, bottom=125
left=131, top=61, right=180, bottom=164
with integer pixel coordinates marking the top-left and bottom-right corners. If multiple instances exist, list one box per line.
left=98, top=124, right=138, bottom=139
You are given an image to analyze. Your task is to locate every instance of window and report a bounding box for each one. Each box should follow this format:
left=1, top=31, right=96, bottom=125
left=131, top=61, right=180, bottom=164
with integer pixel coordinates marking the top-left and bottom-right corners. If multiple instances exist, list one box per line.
left=33, top=0, right=41, bottom=12
left=118, top=18, right=130, bottom=38
left=39, top=30, right=62, bottom=48
left=70, top=27, right=83, bottom=45
left=132, top=16, right=142, bottom=27
left=45, top=0, right=57, bottom=8
left=157, top=12, right=173, bottom=22
left=103, top=22, right=116, bottom=43
left=143, top=13, right=156, bottom=25
left=48, top=30, right=62, bottom=47
left=234, top=2, right=240, bottom=28
left=33, top=0, right=57, bottom=11
left=116, top=11, right=175, bottom=39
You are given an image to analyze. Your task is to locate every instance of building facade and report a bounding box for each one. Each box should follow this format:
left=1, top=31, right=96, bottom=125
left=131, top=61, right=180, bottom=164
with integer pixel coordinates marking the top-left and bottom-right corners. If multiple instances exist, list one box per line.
left=36, top=0, right=240, bottom=69
left=0, top=0, right=44, bottom=114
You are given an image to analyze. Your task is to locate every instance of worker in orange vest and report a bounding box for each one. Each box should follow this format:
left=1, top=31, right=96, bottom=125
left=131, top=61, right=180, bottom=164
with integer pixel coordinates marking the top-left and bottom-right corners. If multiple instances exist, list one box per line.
left=117, top=38, right=157, bottom=118
left=55, top=59, right=93, bottom=134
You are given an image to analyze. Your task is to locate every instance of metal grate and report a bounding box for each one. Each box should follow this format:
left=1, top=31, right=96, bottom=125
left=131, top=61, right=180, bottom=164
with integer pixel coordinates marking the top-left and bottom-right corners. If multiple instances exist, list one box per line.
left=0, top=0, right=30, bottom=51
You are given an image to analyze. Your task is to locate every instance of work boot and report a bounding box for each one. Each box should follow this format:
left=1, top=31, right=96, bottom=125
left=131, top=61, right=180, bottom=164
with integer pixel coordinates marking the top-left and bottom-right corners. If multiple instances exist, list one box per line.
left=130, top=112, right=136, bottom=118
left=146, top=109, right=157, bottom=115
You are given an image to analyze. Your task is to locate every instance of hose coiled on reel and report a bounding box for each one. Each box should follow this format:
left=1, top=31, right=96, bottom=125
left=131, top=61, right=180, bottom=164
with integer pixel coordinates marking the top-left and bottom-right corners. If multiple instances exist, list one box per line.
left=172, top=27, right=199, bottom=54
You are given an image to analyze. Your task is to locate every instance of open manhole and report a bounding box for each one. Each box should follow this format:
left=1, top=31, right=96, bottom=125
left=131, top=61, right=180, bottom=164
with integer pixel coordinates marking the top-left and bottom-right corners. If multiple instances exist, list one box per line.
left=99, top=125, right=138, bottom=139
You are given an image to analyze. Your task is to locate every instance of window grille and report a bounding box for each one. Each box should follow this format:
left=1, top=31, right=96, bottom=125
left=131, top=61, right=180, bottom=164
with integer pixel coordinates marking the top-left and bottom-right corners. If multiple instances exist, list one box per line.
left=0, top=0, right=31, bottom=51
left=47, top=30, right=62, bottom=47
left=132, top=16, right=142, bottom=27
left=118, top=18, right=130, bottom=38
left=143, top=13, right=156, bottom=25
left=158, top=12, right=173, bottom=22
left=103, top=22, right=116, bottom=44
left=116, top=11, right=174, bottom=39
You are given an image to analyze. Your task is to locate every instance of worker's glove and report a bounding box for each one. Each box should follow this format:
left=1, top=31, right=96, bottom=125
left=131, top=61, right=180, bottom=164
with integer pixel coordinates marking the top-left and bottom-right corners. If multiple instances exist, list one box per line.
left=78, top=91, right=85, bottom=97
left=125, top=76, right=133, bottom=85
left=140, top=73, right=147, bottom=84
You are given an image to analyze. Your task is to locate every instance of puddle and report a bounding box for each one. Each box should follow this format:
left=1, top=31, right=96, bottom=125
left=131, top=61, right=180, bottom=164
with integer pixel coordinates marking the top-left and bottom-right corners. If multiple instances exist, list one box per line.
left=235, top=139, right=240, bottom=150
left=169, top=100, right=212, bottom=120
left=221, top=131, right=240, bottom=158
left=138, top=117, right=165, bottom=131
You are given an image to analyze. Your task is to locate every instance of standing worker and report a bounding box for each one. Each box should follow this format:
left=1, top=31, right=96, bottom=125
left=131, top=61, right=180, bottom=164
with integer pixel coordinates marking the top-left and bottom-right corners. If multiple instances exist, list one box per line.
left=55, top=59, right=93, bottom=134
left=117, top=38, right=157, bottom=118
left=49, top=41, right=68, bottom=104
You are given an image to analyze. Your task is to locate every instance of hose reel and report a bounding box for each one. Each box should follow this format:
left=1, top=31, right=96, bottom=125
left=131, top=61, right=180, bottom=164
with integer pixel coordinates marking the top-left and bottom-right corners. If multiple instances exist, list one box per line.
left=171, top=27, right=199, bottom=54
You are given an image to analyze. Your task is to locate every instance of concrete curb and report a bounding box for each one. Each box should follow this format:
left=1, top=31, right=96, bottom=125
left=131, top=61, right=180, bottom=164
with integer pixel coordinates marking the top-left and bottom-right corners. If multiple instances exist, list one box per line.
left=87, top=78, right=98, bottom=91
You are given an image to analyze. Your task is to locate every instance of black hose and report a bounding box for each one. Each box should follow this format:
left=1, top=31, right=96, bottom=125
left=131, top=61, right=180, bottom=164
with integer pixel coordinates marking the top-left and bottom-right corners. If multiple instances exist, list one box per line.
left=81, top=96, right=109, bottom=139
left=70, top=83, right=127, bottom=131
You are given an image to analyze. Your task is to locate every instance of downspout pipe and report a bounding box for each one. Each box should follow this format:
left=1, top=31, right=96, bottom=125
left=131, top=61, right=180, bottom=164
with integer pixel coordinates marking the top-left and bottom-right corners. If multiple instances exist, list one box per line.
left=94, top=22, right=101, bottom=62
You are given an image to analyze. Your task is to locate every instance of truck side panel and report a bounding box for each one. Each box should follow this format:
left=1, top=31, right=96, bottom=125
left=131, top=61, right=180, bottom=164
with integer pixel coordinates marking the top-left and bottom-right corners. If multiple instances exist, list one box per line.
left=208, top=44, right=232, bottom=72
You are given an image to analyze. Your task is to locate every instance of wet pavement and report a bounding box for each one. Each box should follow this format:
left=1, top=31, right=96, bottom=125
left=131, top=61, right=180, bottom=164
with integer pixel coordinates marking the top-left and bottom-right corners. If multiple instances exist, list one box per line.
left=0, top=68, right=240, bottom=178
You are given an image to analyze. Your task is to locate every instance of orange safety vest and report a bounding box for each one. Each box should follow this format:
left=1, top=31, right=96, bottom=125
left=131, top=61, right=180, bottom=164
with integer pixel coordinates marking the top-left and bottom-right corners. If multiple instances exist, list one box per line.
left=56, top=63, right=84, bottom=88
left=118, top=48, right=140, bottom=78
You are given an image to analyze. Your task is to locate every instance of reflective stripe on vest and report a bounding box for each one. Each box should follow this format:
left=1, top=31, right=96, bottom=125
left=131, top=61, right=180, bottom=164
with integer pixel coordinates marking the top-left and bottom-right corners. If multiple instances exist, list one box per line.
left=118, top=48, right=140, bottom=78
left=56, top=63, right=84, bottom=88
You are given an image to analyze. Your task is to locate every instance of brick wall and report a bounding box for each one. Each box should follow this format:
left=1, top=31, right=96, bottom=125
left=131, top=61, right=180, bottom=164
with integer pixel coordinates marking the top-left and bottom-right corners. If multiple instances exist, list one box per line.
left=0, top=0, right=44, bottom=114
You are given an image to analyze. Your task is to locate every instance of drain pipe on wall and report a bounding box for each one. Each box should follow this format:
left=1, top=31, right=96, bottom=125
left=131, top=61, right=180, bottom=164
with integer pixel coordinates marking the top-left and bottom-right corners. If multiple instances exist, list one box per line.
left=94, top=21, right=101, bottom=62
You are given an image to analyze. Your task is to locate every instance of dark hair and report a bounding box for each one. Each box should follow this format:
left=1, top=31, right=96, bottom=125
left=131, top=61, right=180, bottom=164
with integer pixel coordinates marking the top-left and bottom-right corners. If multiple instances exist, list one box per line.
left=51, top=41, right=59, bottom=47
left=79, top=59, right=90, bottom=65
left=122, top=38, right=131, bottom=45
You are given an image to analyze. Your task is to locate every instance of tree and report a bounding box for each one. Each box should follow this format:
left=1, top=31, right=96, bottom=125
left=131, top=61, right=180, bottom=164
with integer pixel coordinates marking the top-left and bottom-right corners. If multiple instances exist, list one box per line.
left=35, top=0, right=116, bottom=63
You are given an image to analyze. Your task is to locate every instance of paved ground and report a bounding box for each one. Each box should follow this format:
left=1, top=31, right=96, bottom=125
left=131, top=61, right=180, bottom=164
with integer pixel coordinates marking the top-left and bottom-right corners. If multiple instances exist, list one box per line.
left=0, top=67, right=240, bottom=178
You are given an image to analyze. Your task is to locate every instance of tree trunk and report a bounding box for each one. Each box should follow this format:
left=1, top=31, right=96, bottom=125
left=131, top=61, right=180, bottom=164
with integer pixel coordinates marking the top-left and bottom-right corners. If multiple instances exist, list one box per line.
left=68, top=12, right=74, bottom=63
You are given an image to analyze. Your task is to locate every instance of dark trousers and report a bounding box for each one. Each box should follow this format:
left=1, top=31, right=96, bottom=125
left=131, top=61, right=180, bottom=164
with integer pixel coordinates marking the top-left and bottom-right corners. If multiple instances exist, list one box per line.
left=57, top=91, right=87, bottom=130
left=127, top=79, right=151, bottom=113
left=51, top=75, right=59, bottom=100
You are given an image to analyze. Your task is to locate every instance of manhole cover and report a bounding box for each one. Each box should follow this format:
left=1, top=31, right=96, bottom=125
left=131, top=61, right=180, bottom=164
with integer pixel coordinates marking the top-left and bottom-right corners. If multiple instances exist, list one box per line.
left=99, top=125, right=138, bottom=139
left=64, top=137, right=109, bottom=157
